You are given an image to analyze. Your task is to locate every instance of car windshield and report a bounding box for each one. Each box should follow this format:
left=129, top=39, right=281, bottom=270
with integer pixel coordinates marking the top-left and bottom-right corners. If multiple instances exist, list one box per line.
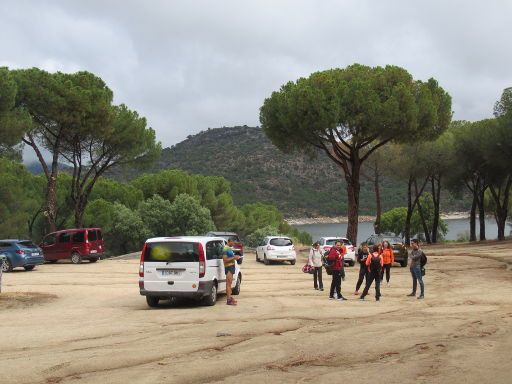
left=18, top=241, right=39, bottom=249
left=216, top=235, right=240, bottom=242
left=144, top=242, right=199, bottom=262
left=326, top=239, right=352, bottom=246
left=383, top=237, right=403, bottom=244
left=270, top=238, right=293, bottom=246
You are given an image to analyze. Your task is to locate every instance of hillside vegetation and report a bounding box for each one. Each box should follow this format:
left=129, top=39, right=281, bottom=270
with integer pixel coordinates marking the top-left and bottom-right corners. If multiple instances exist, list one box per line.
left=112, top=126, right=468, bottom=218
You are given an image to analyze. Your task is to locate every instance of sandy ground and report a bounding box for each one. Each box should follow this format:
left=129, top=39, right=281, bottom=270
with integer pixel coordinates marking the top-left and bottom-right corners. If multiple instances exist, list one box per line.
left=1, top=241, right=512, bottom=384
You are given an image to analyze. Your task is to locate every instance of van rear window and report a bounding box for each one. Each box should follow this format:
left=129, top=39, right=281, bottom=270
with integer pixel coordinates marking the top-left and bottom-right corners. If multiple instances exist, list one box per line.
left=144, top=242, right=199, bottom=262
left=88, top=230, right=97, bottom=241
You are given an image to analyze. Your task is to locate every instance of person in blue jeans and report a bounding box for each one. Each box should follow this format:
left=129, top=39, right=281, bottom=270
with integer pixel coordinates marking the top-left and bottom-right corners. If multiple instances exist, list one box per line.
left=407, top=239, right=425, bottom=299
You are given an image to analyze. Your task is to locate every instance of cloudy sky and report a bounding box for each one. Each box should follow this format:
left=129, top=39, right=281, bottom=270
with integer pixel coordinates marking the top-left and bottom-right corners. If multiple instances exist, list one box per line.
left=1, top=0, right=512, bottom=150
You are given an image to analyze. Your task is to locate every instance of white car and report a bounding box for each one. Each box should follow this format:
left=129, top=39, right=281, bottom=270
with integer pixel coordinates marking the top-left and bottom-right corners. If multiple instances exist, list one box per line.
left=318, top=237, right=356, bottom=266
left=255, top=236, right=296, bottom=265
left=139, top=236, right=242, bottom=307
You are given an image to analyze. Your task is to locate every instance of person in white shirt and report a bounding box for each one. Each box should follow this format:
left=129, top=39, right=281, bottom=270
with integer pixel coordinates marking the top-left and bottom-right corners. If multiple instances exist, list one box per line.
left=308, top=242, right=324, bottom=291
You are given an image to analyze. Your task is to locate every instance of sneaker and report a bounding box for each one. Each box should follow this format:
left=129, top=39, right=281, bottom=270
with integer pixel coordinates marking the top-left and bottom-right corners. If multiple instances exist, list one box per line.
left=227, top=298, right=237, bottom=306
left=338, top=296, right=347, bottom=301
left=329, top=296, right=335, bottom=300
left=407, top=293, right=415, bottom=297
left=354, top=291, right=359, bottom=295
left=376, top=297, right=380, bottom=301
left=386, top=282, right=390, bottom=287
left=359, top=297, right=365, bottom=301
left=417, top=295, right=424, bottom=300
left=314, top=287, right=319, bottom=290
left=320, top=288, right=324, bottom=291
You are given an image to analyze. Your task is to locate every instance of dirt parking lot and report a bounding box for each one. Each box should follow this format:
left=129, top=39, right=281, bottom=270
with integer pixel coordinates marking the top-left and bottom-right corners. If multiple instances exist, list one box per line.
left=1, top=242, right=512, bottom=384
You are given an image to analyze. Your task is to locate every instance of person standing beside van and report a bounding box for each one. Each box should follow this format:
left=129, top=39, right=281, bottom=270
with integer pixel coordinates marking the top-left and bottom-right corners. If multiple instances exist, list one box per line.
left=359, top=245, right=383, bottom=301
left=223, top=238, right=240, bottom=306
left=354, top=243, right=370, bottom=295
left=380, top=240, right=394, bottom=287
left=328, top=241, right=347, bottom=301
left=308, top=242, right=323, bottom=291
left=407, top=239, right=425, bottom=299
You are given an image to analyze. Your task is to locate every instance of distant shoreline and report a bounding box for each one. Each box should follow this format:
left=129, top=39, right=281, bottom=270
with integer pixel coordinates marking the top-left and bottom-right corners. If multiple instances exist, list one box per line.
left=286, top=212, right=470, bottom=226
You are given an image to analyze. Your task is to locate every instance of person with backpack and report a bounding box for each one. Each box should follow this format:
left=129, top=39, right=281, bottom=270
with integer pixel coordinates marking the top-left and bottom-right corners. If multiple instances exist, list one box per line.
left=328, top=241, right=347, bottom=301
left=380, top=240, right=394, bottom=287
left=308, top=242, right=324, bottom=291
left=354, top=243, right=370, bottom=295
left=359, top=245, right=383, bottom=301
left=407, top=239, right=426, bottom=299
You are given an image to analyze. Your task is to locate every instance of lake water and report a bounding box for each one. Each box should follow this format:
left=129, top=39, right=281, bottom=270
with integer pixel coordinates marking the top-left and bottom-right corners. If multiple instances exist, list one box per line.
left=293, top=218, right=506, bottom=244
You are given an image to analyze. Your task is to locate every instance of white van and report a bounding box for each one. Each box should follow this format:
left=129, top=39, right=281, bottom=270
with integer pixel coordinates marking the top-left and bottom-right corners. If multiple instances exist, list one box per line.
left=139, top=236, right=242, bottom=307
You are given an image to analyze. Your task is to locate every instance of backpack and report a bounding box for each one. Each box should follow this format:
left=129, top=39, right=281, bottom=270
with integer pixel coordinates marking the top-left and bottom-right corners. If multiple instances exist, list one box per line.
left=420, top=252, right=428, bottom=267
left=369, top=253, right=381, bottom=273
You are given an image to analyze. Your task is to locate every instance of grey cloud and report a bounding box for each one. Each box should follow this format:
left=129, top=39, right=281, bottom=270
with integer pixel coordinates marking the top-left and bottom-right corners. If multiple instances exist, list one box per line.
left=2, top=0, right=512, bottom=150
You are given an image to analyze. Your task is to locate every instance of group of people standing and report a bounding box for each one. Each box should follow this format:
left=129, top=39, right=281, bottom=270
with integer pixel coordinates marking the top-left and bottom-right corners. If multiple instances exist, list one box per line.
left=308, top=238, right=426, bottom=302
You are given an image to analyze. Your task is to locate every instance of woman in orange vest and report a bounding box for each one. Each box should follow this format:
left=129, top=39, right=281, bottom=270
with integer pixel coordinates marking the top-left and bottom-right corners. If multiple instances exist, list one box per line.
left=380, top=240, right=394, bottom=287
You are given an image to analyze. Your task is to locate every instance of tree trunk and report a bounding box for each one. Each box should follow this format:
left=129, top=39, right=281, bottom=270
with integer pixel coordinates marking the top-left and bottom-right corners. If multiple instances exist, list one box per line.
left=496, top=212, right=507, bottom=241
left=431, top=175, right=442, bottom=243
left=373, top=164, right=382, bottom=234
left=416, top=197, right=432, bottom=244
left=345, top=162, right=361, bottom=245
left=469, top=192, right=477, bottom=242
left=489, top=177, right=511, bottom=241
left=477, top=188, right=486, bottom=241
left=405, top=176, right=413, bottom=246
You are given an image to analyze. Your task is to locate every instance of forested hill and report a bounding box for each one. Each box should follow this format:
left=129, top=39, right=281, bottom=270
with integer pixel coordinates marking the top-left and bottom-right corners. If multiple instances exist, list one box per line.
left=113, top=126, right=466, bottom=218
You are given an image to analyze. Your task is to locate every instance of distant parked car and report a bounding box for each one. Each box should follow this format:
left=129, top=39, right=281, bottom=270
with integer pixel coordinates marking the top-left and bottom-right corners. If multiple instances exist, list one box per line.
left=318, top=237, right=356, bottom=266
left=205, top=231, right=244, bottom=264
left=0, top=239, right=45, bottom=272
left=40, top=228, right=104, bottom=264
left=365, top=233, right=408, bottom=267
left=255, top=236, right=296, bottom=265
left=205, top=231, right=244, bottom=255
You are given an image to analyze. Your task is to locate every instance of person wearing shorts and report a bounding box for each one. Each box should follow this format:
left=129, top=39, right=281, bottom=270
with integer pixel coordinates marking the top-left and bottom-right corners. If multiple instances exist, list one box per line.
left=223, top=238, right=240, bottom=306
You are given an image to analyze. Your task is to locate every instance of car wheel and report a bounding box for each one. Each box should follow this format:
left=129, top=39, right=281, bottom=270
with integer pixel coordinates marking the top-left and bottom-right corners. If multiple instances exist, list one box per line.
left=71, top=252, right=82, bottom=264
left=256, top=251, right=260, bottom=262
left=24, top=265, right=35, bottom=271
left=2, top=258, right=13, bottom=272
left=290, top=260, right=296, bottom=265
left=232, top=275, right=241, bottom=295
left=349, top=260, right=355, bottom=267
left=400, top=260, right=408, bottom=267
left=146, top=296, right=160, bottom=308
left=203, top=283, right=217, bottom=306
left=264, top=254, right=269, bottom=265
left=89, top=258, right=98, bottom=263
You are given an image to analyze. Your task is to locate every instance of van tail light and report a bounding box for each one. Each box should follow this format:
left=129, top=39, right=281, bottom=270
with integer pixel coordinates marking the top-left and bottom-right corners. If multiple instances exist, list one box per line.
left=349, top=246, right=354, bottom=251
left=198, top=243, right=206, bottom=278
left=291, top=245, right=295, bottom=251
left=139, top=243, right=146, bottom=278
left=266, top=245, right=274, bottom=251
left=16, top=250, right=25, bottom=255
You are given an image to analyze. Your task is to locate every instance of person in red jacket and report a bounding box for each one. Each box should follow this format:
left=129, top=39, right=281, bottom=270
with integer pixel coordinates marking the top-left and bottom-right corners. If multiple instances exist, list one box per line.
left=380, top=240, right=395, bottom=287
left=359, top=245, right=384, bottom=301
left=328, top=241, right=347, bottom=301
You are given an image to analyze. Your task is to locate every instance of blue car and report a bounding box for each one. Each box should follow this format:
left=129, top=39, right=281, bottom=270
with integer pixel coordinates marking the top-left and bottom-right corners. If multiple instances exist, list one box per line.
left=0, top=240, right=45, bottom=272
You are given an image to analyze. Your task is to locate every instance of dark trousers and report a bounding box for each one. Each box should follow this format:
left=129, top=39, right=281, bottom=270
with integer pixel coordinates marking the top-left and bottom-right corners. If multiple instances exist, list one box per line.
left=355, top=264, right=368, bottom=292
left=381, top=264, right=391, bottom=282
left=411, top=266, right=424, bottom=295
left=360, top=271, right=381, bottom=300
left=313, top=267, right=323, bottom=289
left=329, top=270, right=342, bottom=298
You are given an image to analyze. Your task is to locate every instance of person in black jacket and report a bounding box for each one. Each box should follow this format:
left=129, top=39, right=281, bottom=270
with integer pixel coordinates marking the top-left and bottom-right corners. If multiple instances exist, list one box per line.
left=354, top=243, right=370, bottom=295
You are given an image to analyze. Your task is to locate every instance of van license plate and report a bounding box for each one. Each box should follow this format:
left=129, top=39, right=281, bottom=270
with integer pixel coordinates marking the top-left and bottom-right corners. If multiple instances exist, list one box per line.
left=90, top=250, right=97, bottom=254
left=162, top=270, right=181, bottom=276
